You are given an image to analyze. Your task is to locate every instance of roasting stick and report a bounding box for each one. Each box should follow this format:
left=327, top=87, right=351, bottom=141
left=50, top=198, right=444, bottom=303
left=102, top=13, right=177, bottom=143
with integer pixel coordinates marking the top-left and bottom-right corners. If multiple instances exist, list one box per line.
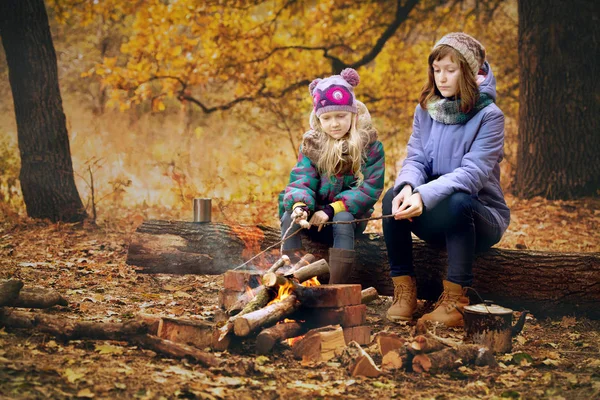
left=232, top=214, right=395, bottom=271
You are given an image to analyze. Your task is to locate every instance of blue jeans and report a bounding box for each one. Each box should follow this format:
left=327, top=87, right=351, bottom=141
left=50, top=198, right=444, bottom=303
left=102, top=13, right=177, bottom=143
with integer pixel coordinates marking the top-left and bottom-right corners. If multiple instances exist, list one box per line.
left=382, top=188, right=503, bottom=287
left=280, top=210, right=367, bottom=250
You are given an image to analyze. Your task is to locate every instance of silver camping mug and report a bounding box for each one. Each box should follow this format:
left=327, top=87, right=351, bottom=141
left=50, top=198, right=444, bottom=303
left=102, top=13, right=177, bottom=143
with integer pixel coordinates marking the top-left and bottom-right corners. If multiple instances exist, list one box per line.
left=193, top=198, right=212, bottom=223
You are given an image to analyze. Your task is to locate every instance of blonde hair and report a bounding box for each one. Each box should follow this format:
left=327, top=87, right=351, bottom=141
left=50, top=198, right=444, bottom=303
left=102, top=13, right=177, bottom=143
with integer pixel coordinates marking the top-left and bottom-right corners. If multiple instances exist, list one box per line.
left=309, top=110, right=371, bottom=187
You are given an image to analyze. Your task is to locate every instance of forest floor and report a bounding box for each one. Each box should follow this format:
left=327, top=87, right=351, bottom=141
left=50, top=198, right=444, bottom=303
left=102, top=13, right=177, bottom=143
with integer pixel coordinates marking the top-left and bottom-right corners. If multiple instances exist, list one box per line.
left=0, top=195, right=599, bottom=399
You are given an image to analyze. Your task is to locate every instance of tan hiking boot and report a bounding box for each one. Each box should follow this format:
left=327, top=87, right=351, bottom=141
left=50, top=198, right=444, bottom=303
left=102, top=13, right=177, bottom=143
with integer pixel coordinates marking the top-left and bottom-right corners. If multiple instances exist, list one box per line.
left=328, top=248, right=356, bottom=284
left=418, top=280, right=469, bottom=327
left=386, top=276, right=417, bottom=322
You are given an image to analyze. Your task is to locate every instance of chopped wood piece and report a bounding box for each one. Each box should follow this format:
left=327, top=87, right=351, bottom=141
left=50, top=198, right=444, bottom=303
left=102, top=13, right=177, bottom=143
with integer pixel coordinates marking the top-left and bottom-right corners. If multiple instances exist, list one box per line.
left=262, top=272, right=288, bottom=289
left=233, top=295, right=299, bottom=337
left=343, top=326, right=371, bottom=345
left=223, top=270, right=262, bottom=291
left=412, top=344, right=497, bottom=374
left=256, top=321, right=306, bottom=354
left=375, top=332, right=406, bottom=357
left=296, top=284, right=362, bottom=308
left=381, top=347, right=410, bottom=371
left=236, top=286, right=272, bottom=316
left=286, top=259, right=330, bottom=283
left=294, top=304, right=366, bottom=328
left=157, top=317, right=215, bottom=349
left=292, top=325, right=346, bottom=363
left=361, top=287, right=379, bottom=304
left=339, top=340, right=382, bottom=377
left=0, top=279, right=24, bottom=306
left=133, top=335, right=221, bottom=367
left=11, top=287, right=68, bottom=308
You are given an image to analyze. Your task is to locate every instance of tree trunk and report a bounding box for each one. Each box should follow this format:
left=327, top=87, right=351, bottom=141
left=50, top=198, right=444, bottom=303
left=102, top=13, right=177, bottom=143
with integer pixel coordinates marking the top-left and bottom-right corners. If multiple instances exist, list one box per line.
left=0, top=0, right=86, bottom=222
left=126, top=221, right=600, bottom=318
left=514, top=0, right=599, bottom=198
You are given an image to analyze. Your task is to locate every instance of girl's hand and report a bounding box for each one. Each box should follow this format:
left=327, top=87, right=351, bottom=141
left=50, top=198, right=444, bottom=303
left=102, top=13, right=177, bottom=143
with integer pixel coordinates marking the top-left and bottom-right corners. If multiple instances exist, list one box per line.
left=392, top=185, right=413, bottom=215
left=395, top=192, right=423, bottom=220
left=309, top=210, right=329, bottom=232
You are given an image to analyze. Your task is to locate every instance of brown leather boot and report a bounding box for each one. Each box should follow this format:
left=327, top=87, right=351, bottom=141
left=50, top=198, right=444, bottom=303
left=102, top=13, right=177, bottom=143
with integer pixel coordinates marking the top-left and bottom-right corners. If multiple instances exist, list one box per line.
left=328, top=248, right=356, bottom=284
left=418, top=280, right=469, bottom=327
left=386, top=276, right=417, bottom=322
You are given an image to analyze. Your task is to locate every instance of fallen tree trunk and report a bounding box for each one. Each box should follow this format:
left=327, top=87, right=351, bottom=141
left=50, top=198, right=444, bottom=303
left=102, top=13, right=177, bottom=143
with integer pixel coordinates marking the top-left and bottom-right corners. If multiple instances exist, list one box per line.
left=126, top=220, right=600, bottom=318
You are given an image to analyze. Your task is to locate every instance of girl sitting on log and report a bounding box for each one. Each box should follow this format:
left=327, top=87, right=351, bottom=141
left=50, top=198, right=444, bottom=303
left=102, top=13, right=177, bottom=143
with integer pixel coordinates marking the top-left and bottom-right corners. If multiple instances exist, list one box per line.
left=383, top=33, right=510, bottom=327
left=278, top=68, right=385, bottom=284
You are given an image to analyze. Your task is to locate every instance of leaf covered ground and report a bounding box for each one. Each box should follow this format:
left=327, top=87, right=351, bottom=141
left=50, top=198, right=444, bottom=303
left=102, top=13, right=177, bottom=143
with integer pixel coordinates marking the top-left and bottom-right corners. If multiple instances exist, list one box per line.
left=0, top=195, right=599, bottom=399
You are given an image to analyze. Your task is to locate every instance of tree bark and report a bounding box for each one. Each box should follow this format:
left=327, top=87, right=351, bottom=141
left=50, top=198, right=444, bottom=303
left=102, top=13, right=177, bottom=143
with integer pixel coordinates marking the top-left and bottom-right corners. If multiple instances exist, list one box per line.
left=514, top=0, right=599, bottom=198
left=126, top=221, right=600, bottom=318
left=0, top=0, right=86, bottom=222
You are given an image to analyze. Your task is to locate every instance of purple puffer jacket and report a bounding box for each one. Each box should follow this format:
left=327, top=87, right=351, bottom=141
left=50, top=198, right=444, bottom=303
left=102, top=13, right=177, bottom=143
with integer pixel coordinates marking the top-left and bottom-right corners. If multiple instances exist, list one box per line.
left=394, top=62, right=510, bottom=234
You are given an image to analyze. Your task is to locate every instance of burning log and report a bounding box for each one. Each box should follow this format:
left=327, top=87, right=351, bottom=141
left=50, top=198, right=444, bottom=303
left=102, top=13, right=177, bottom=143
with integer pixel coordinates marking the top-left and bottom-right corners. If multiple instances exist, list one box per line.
left=256, top=321, right=307, bottom=355
left=233, top=295, right=300, bottom=337
left=361, top=287, right=379, bottom=304
left=127, top=220, right=600, bottom=318
left=412, top=344, right=498, bottom=374
left=292, top=325, right=347, bottom=363
left=285, top=259, right=330, bottom=282
left=339, top=340, right=382, bottom=377
left=0, top=279, right=24, bottom=306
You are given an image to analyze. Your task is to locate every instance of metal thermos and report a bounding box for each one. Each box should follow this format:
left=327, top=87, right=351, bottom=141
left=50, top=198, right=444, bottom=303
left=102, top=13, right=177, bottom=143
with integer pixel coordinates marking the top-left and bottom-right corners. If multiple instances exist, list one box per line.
left=193, top=198, right=211, bottom=223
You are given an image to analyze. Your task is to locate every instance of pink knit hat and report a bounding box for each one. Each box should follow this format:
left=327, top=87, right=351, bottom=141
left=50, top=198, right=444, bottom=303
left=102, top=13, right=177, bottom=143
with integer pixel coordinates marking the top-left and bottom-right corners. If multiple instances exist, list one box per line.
left=308, top=68, right=360, bottom=117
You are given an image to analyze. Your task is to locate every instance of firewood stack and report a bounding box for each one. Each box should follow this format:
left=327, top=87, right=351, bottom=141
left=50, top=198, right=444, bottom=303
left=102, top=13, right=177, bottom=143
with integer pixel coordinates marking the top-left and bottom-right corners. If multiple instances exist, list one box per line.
left=216, top=255, right=377, bottom=356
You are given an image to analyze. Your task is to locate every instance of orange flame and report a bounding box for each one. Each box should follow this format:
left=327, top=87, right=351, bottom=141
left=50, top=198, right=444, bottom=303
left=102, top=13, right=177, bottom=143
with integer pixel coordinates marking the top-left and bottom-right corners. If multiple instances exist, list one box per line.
left=245, top=285, right=255, bottom=299
left=301, top=276, right=320, bottom=287
left=267, top=280, right=294, bottom=305
left=287, top=335, right=305, bottom=347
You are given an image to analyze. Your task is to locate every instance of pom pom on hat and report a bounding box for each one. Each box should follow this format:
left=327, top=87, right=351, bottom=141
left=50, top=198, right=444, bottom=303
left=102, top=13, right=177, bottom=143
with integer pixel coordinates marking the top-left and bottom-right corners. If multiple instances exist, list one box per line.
left=308, top=78, right=321, bottom=95
left=340, top=68, right=360, bottom=87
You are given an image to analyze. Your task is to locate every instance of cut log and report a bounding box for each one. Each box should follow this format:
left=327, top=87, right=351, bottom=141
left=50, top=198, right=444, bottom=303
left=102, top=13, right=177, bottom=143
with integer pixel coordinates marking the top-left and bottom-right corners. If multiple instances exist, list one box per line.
left=126, top=221, right=600, bottom=318
left=256, top=321, right=306, bottom=355
left=361, top=287, right=379, bottom=304
left=285, top=259, right=330, bottom=282
left=408, top=334, right=450, bottom=354
left=291, top=325, right=347, bottom=363
left=288, top=254, right=316, bottom=274
left=11, top=287, right=68, bottom=308
left=267, top=256, right=290, bottom=273
left=233, top=295, right=299, bottom=337
left=375, top=332, right=406, bottom=357
left=132, top=335, right=221, bottom=367
left=0, top=279, right=24, bottom=306
left=412, top=344, right=498, bottom=374
left=338, top=340, right=382, bottom=377
left=381, top=348, right=410, bottom=372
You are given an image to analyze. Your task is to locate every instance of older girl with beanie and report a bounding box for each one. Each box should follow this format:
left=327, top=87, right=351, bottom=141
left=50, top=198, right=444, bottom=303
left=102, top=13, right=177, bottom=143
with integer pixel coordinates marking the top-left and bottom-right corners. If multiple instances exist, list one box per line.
left=279, top=68, right=385, bottom=284
left=383, top=33, right=510, bottom=327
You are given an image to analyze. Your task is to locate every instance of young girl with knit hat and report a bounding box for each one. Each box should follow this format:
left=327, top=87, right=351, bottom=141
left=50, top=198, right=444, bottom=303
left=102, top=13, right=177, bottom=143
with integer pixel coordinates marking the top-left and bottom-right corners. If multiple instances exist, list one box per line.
left=279, top=68, right=385, bottom=284
left=383, top=33, right=510, bottom=327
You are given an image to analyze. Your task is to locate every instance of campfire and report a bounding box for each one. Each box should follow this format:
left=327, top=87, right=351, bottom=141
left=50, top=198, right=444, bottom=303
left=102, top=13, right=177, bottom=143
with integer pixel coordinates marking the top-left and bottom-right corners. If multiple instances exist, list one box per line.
left=216, top=254, right=373, bottom=360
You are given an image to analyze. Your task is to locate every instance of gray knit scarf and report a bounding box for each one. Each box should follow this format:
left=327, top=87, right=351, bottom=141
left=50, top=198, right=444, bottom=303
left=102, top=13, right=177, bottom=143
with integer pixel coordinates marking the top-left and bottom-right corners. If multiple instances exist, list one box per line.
left=426, top=93, right=494, bottom=125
